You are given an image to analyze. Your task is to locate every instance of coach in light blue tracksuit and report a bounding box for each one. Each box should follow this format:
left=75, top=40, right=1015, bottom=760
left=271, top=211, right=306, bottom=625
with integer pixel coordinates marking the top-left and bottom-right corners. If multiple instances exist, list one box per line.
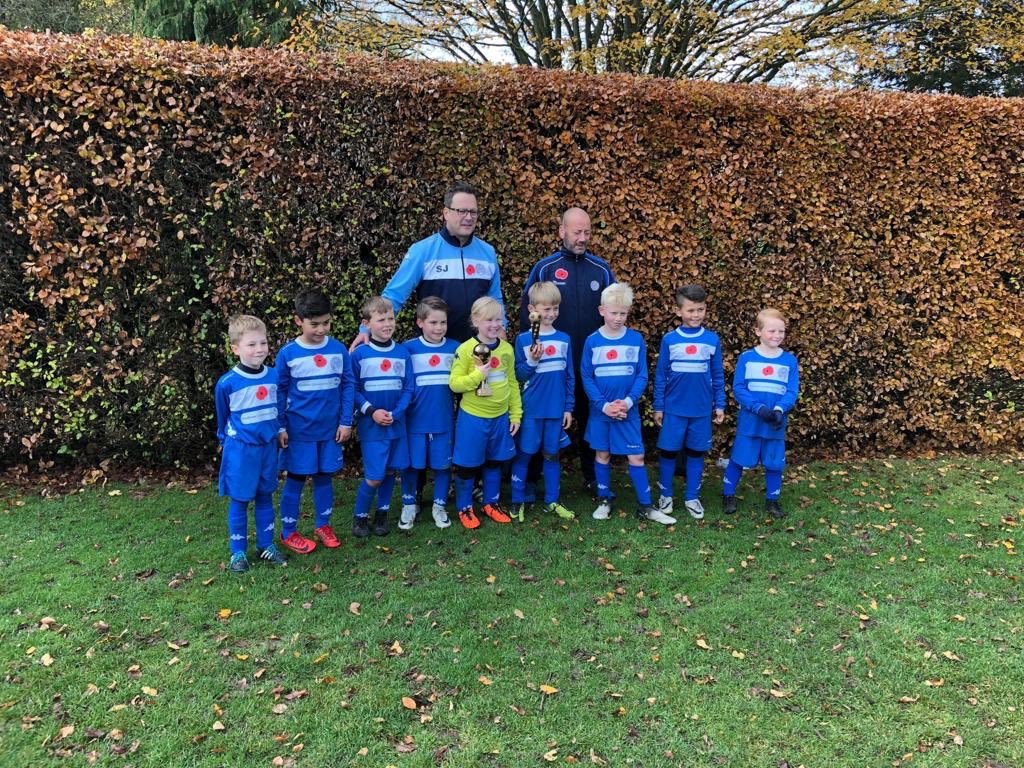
left=351, top=180, right=504, bottom=348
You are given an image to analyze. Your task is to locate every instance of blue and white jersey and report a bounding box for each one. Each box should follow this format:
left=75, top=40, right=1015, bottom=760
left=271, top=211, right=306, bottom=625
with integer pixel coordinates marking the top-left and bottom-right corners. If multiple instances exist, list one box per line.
left=514, top=328, right=575, bottom=419
left=653, top=326, right=725, bottom=417
left=382, top=229, right=503, bottom=343
left=276, top=336, right=355, bottom=442
left=580, top=327, right=648, bottom=419
left=732, top=347, right=800, bottom=438
left=403, top=335, right=459, bottom=434
left=215, top=365, right=280, bottom=445
left=351, top=339, right=414, bottom=442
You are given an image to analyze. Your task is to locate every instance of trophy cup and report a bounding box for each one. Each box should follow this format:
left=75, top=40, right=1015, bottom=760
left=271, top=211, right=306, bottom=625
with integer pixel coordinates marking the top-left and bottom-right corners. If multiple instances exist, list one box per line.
left=529, top=311, right=542, bottom=347
left=473, top=343, right=492, bottom=396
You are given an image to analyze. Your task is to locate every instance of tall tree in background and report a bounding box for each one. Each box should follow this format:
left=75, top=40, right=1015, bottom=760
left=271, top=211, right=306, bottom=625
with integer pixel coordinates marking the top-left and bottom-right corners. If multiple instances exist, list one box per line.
left=850, top=0, right=1024, bottom=96
left=354, top=0, right=904, bottom=82
left=1, top=0, right=135, bottom=34
left=135, top=0, right=304, bottom=45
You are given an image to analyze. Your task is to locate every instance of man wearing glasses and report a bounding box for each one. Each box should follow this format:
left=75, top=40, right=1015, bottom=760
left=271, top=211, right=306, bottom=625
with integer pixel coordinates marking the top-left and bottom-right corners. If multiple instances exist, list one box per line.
left=350, top=181, right=504, bottom=348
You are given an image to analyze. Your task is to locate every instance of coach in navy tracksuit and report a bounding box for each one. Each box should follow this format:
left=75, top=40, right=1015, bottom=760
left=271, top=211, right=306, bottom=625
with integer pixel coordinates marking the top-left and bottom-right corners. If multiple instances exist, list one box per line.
left=518, top=207, right=615, bottom=492
left=351, top=181, right=503, bottom=348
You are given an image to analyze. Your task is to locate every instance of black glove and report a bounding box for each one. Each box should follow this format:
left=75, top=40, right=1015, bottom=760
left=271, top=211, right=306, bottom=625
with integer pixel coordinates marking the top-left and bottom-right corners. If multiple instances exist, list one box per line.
left=756, top=405, right=774, bottom=423
left=770, top=409, right=784, bottom=428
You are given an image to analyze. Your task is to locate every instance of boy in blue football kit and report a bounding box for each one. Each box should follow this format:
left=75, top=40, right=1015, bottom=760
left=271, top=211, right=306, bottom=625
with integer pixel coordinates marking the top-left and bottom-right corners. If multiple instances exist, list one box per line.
left=214, top=315, right=287, bottom=572
left=511, top=281, right=575, bottom=522
left=652, top=285, right=725, bottom=523
left=580, top=283, right=659, bottom=523
left=399, top=297, right=459, bottom=530
left=351, top=297, right=414, bottom=537
left=722, top=308, right=800, bottom=519
left=276, top=289, right=356, bottom=553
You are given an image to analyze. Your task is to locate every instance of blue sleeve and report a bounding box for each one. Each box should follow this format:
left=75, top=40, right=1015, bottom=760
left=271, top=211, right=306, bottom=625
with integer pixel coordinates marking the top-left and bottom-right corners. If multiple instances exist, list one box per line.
left=514, top=336, right=536, bottom=383
left=564, top=339, right=575, bottom=412
left=517, top=259, right=545, bottom=332
left=580, top=340, right=606, bottom=413
left=275, top=349, right=290, bottom=431
left=778, top=357, right=800, bottom=413
left=352, top=353, right=372, bottom=414
left=214, top=379, right=230, bottom=444
left=732, top=354, right=757, bottom=412
left=711, top=338, right=726, bottom=410
left=391, top=353, right=415, bottom=421
left=338, top=349, right=355, bottom=428
left=653, top=335, right=669, bottom=412
left=381, top=248, right=424, bottom=317
left=627, top=336, right=648, bottom=405
left=489, top=253, right=504, bottom=308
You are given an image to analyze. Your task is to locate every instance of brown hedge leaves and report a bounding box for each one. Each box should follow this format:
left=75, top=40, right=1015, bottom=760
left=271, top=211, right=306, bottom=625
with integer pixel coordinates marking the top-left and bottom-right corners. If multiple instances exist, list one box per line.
left=1, top=31, right=1022, bottom=466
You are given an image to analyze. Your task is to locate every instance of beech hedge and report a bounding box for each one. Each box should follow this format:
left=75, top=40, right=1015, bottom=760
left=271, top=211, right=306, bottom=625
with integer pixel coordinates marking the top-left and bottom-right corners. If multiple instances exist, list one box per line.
left=1, top=31, right=1022, bottom=468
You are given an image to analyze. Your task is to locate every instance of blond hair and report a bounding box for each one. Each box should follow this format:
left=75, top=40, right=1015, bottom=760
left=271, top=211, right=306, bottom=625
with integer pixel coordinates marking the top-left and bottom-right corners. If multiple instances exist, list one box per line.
left=528, top=281, right=561, bottom=306
left=756, top=307, right=786, bottom=329
left=361, top=296, right=394, bottom=321
left=470, top=296, right=503, bottom=327
left=228, top=314, right=266, bottom=344
left=600, top=282, right=633, bottom=308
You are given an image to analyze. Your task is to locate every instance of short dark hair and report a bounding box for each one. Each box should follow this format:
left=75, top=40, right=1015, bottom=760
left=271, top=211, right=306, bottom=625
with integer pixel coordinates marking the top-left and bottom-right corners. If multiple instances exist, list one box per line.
left=294, top=288, right=332, bottom=319
left=675, top=284, right=707, bottom=305
left=415, top=296, right=449, bottom=320
left=444, top=181, right=478, bottom=208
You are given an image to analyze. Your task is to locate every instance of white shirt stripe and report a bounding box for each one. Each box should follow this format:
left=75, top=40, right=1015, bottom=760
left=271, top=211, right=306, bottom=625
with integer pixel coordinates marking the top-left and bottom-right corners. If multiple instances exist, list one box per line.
left=289, top=354, right=347, bottom=378
left=228, top=383, right=278, bottom=411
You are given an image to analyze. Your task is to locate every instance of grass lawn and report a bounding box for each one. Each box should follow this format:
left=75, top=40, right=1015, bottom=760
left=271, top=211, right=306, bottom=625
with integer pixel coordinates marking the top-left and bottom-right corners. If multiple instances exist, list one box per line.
left=2, top=457, right=1023, bottom=768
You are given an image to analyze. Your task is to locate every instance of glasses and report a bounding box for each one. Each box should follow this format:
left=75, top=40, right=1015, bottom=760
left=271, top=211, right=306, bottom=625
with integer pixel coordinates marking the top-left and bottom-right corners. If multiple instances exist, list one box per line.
left=446, top=207, right=479, bottom=218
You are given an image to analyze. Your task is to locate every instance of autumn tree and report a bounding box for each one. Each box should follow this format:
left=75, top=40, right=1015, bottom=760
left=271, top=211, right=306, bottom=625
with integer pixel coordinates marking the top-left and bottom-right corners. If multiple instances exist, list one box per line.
left=849, top=0, right=1024, bottom=96
left=345, top=0, right=906, bottom=82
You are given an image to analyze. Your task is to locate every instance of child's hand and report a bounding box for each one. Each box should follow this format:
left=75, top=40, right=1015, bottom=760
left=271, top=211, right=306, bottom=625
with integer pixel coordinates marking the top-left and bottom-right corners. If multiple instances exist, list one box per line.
left=713, top=408, right=725, bottom=424
left=770, top=409, right=784, bottom=428
left=372, top=409, right=393, bottom=426
left=336, top=425, right=352, bottom=443
left=278, top=431, right=289, bottom=449
left=653, top=410, right=663, bottom=427
left=528, top=342, right=543, bottom=361
left=474, top=361, right=490, bottom=377
left=562, top=411, right=572, bottom=430
left=509, top=421, right=520, bottom=437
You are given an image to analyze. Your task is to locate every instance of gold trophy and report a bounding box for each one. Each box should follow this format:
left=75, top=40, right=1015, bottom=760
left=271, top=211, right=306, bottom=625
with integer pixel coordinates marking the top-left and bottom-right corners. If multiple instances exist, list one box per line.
left=529, top=311, right=542, bottom=347
left=473, top=343, right=492, bottom=396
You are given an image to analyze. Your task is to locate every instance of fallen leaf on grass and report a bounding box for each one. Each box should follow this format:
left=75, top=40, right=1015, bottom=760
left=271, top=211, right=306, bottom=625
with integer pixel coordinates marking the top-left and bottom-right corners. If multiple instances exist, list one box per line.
left=486, top=575, right=497, bottom=584
left=57, top=724, right=75, bottom=740
left=731, top=650, right=745, bottom=659
left=211, top=721, right=225, bottom=731
left=272, top=704, right=288, bottom=714
left=312, top=583, right=328, bottom=593
left=695, top=637, right=712, bottom=651
left=768, top=689, right=794, bottom=699
left=544, top=749, right=559, bottom=761
left=217, top=609, right=232, bottom=620
left=349, top=603, right=361, bottom=615
left=539, top=685, right=558, bottom=695
left=141, top=686, right=158, bottom=696
left=898, top=695, right=920, bottom=704
left=40, top=653, right=54, bottom=667
left=401, top=697, right=417, bottom=710
left=479, top=676, right=493, bottom=685
left=514, top=609, right=525, bottom=619
left=941, top=651, right=961, bottom=661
